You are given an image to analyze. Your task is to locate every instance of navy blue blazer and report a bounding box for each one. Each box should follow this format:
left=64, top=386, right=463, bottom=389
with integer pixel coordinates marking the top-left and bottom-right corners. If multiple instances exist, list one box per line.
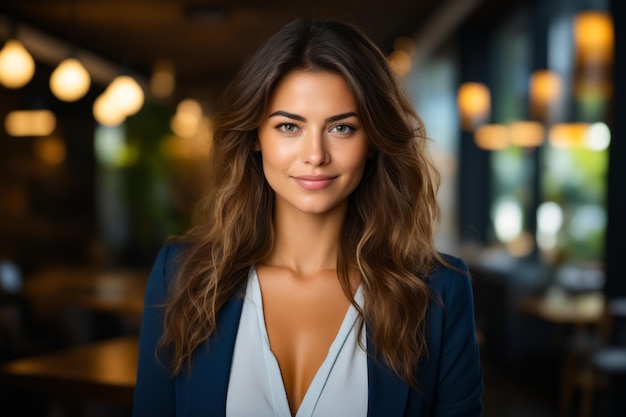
left=133, top=243, right=483, bottom=416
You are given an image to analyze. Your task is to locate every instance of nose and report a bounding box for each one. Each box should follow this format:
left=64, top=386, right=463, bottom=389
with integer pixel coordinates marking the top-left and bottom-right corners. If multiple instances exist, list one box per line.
left=300, top=129, right=329, bottom=166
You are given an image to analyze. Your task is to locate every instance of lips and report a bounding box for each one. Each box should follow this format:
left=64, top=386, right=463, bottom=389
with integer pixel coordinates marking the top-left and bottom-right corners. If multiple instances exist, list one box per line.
left=292, top=174, right=338, bottom=190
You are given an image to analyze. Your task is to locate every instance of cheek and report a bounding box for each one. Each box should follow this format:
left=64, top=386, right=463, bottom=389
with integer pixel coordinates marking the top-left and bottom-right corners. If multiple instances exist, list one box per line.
left=258, top=143, right=292, bottom=180
left=260, top=145, right=292, bottom=169
left=337, top=147, right=370, bottom=184
left=348, top=142, right=371, bottom=170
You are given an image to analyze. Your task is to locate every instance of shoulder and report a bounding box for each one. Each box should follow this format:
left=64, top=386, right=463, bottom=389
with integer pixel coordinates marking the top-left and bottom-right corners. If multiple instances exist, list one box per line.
left=423, top=253, right=477, bottom=328
left=154, top=241, right=188, bottom=263
left=155, top=241, right=188, bottom=273
left=146, top=241, right=189, bottom=293
left=425, top=253, right=472, bottom=300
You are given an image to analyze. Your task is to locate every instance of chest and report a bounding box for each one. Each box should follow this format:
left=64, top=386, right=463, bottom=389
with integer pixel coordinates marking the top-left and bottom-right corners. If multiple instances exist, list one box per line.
left=170, top=268, right=438, bottom=417
left=256, top=266, right=354, bottom=412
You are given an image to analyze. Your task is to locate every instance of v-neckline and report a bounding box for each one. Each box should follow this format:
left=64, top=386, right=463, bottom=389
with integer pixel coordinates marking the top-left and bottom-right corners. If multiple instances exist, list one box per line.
left=250, top=268, right=362, bottom=417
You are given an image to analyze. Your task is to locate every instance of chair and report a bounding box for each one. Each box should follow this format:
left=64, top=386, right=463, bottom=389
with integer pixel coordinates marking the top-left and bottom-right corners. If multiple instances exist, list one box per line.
left=559, top=297, right=626, bottom=417
left=590, top=298, right=626, bottom=417
left=558, top=297, right=612, bottom=417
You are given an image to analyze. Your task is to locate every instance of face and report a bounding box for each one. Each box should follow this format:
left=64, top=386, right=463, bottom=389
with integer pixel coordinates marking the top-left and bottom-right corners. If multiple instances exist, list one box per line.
left=257, top=70, right=370, bottom=217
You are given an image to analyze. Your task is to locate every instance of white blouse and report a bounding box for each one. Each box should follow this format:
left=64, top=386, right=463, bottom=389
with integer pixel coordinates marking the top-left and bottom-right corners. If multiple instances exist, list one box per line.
left=226, top=268, right=368, bottom=417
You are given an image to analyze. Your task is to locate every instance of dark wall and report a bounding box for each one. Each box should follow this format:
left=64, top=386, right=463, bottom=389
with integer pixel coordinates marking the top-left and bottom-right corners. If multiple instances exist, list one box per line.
left=0, top=62, right=99, bottom=274
left=605, top=0, right=626, bottom=299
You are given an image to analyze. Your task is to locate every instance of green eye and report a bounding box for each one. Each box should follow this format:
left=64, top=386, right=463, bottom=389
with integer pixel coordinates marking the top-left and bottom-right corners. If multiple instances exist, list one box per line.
left=331, top=124, right=355, bottom=134
left=278, top=123, right=298, bottom=133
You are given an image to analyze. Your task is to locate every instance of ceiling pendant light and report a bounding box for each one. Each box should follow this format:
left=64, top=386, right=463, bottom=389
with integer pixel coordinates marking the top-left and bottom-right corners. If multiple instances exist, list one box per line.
left=509, top=121, right=545, bottom=148
left=5, top=110, right=56, bottom=137
left=150, top=59, right=175, bottom=99
left=50, top=57, right=91, bottom=101
left=574, top=11, right=613, bottom=67
left=93, top=93, right=126, bottom=127
left=474, top=124, right=508, bottom=151
left=529, top=70, right=562, bottom=121
left=0, top=39, right=35, bottom=88
left=457, top=82, right=491, bottom=131
left=105, top=75, right=144, bottom=116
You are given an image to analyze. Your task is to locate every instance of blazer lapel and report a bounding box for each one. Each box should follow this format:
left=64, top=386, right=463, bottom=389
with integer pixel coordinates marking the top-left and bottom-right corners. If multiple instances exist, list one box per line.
left=366, top=330, right=410, bottom=417
left=183, top=289, right=246, bottom=416
left=183, top=283, right=412, bottom=417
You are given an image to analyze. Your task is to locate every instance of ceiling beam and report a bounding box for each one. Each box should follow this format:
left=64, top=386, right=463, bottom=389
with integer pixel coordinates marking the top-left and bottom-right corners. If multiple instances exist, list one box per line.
left=412, top=0, right=484, bottom=65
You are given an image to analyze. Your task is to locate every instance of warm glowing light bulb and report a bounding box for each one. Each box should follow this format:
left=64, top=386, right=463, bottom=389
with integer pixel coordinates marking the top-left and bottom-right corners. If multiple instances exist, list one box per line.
left=509, top=121, right=545, bottom=147
left=177, top=98, right=202, bottom=117
left=575, top=11, right=614, bottom=64
left=50, top=58, right=91, bottom=101
left=93, top=93, right=126, bottom=127
left=530, top=70, right=562, bottom=106
left=5, top=110, right=56, bottom=137
left=0, top=39, right=36, bottom=88
left=105, top=75, right=144, bottom=116
left=458, top=82, right=491, bottom=131
left=388, top=50, right=412, bottom=77
left=549, top=123, right=590, bottom=148
left=474, top=124, right=508, bottom=150
left=170, top=98, right=203, bottom=138
left=150, top=60, right=175, bottom=99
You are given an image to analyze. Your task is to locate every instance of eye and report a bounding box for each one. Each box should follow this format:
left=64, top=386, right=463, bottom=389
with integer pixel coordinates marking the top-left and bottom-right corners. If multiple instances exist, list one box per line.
left=330, top=124, right=355, bottom=135
left=277, top=122, right=300, bottom=133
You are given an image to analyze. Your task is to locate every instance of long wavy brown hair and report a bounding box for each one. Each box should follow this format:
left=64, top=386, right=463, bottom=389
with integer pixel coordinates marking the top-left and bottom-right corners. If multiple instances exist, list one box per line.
left=159, top=17, right=443, bottom=391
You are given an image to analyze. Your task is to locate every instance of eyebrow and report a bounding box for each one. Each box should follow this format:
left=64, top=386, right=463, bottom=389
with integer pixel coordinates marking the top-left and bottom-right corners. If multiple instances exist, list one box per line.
left=268, top=110, right=358, bottom=123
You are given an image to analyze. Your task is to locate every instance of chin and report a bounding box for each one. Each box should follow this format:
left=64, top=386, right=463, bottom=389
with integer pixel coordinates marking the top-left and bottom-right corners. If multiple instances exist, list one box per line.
left=296, top=201, right=347, bottom=216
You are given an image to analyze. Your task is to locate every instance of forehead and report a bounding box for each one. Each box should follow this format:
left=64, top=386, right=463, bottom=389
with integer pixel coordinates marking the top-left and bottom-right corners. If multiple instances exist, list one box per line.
left=266, top=70, right=357, bottom=113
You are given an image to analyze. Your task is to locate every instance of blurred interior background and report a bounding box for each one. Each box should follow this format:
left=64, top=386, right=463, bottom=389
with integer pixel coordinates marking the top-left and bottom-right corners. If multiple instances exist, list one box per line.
left=0, top=0, right=624, bottom=416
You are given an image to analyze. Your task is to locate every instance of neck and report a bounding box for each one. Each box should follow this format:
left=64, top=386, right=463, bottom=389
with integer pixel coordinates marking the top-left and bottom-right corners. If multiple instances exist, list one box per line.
left=264, top=202, right=347, bottom=276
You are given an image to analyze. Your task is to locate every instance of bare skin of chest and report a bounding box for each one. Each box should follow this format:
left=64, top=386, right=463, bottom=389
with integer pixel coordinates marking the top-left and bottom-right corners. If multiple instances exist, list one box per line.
left=256, top=264, right=353, bottom=416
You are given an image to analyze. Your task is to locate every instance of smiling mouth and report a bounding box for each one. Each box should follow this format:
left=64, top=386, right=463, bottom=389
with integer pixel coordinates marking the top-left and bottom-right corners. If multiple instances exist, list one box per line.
left=292, top=175, right=338, bottom=190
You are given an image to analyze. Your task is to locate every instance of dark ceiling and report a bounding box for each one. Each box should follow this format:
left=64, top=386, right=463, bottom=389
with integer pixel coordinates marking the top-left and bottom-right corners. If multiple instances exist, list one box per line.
left=0, top=0, right=526, bottom=107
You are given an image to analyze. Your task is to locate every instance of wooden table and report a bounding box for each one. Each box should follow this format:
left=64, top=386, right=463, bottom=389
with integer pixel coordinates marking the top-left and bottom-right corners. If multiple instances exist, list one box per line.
left=24, top=267, right=149, bottom=318
left=0, top=336, right=139, bottom=404
left=518, top=291, right=607, bottom=417
left=518, top=290, right=605, bottom=327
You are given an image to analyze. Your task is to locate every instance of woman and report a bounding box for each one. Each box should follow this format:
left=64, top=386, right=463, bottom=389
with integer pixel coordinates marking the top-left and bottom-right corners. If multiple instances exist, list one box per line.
left=133, top=17, right=483, bottom=417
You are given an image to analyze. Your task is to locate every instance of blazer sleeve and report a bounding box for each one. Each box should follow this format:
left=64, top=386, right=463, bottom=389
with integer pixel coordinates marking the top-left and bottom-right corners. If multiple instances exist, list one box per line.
left=132, top=244, right=178, bottom=417
left=431, top=257, right=484, bottom=417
